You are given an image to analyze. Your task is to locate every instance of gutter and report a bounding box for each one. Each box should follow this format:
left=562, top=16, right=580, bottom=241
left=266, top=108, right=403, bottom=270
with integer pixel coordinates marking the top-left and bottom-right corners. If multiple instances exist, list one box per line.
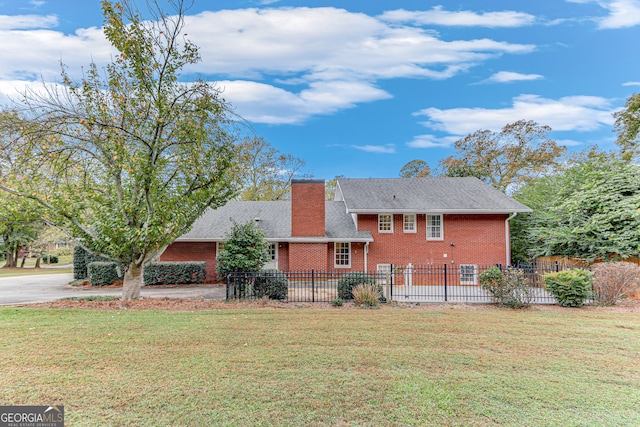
left=505, top=212, right=518, bottom=267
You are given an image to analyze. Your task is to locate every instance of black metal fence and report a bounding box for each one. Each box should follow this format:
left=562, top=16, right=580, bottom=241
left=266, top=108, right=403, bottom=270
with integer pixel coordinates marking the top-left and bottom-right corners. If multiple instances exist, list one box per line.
left=226, top=261, right=587, bottom=304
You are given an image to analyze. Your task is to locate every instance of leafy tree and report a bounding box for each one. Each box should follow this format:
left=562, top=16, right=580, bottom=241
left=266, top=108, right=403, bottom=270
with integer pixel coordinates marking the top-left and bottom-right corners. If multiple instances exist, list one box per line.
left=0, top=0, right=238, bottom=299
left=236, top=136, right=306, bottom=201
left=325, top=175, right=344, bottom=200
left=438, top=120, right=566, bottom=192
left=216, top=220, right=270, bottom=279
left=399, top=159, right=431, bottom=178
left=512, top=152, right=640, bottom=262
left=0, top=188, right=43, bottom=268
left=613, top=92, right=640, bottom=161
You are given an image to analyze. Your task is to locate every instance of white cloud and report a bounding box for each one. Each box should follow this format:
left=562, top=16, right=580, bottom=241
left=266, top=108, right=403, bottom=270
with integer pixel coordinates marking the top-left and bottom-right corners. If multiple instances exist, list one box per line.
left=185, top=8, right=534, bottom=82
left=0, top=26, right=111, bottom=81
left=351, top=144, right=396, bottom=154
left=414, top=94, right=615, bottom=136
left=219, top=79, right=391, bottom=124
left=623, top=81, right=640, bottom=86
left=567, top=0, right=640, bottom=28
left=406, top=134, right=459, bottom=148
left=484, top=71, right=544, bottom=83
left=598, top=0, right=640, bottom=28
left=380, top=7, right=536, bottom=28
left=0, top=14, right=57, bottom=30
left=0, top=6, right=535, bottom=124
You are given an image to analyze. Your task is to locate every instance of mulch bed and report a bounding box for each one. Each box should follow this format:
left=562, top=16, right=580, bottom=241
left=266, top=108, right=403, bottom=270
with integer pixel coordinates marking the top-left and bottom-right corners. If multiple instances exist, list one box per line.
left=18, top=296, right=640, bottom=312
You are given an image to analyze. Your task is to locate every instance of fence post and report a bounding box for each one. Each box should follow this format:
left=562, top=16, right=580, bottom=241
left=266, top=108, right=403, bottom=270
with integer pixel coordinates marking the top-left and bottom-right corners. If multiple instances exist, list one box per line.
left=389, top=264, right=393, bottom=301
left=311, top=269, right=315, bottom=303
left=444, top=264, right=448, bottom=302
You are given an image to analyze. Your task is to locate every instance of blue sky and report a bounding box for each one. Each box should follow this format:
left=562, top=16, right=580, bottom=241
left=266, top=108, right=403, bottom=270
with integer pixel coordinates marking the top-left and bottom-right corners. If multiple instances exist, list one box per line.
left=1, top=1, right=639, bottom=179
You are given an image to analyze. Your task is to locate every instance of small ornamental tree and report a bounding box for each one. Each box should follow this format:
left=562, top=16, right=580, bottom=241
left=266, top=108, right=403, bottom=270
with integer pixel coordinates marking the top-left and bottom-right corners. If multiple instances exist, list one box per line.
left=216, top=221, right=270, bottom=280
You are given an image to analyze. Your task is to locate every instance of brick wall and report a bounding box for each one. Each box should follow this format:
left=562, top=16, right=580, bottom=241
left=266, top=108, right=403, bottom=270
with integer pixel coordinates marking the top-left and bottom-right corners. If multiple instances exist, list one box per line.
left=159, top=242, right=218, bottom=282
left=291, top=180, right=325, bottom=237
left=358, top=213, right=509, bottom=270
left=288, top=242, right=328, bottom=270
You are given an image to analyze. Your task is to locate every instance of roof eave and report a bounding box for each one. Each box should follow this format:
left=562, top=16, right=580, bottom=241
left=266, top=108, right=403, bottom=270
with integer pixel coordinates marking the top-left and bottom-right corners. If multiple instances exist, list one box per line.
left=346, top=208, right=533, bottom=214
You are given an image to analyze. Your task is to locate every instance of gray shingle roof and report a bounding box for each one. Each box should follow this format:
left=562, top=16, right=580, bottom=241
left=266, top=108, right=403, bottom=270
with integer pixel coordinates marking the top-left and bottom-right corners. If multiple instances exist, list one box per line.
left=336, top=177, right=532, bottom=213
left=176, top=201, right=373, bottom=242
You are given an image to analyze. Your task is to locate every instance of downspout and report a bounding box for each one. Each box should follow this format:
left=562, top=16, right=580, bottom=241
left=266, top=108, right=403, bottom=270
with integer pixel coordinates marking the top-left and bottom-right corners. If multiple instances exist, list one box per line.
left=505, top=212, right=517, bottom=267
left=364, top=242, right=369, bottom=272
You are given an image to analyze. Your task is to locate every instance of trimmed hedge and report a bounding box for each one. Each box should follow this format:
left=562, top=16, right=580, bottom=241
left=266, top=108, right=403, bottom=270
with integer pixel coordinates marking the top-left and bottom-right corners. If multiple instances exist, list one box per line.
left=73, top=246, right=89, bottom=280
left=544, top=269, right=593, bottom=307
left=144, top=262, right=207, bottom=286
left=337, top=272, right=380, bottom=300
left=253, top=269, right=288, bottom=300
left=88, top=262, right=125, bottom=287
left=74, top=246, right=113, bottom=280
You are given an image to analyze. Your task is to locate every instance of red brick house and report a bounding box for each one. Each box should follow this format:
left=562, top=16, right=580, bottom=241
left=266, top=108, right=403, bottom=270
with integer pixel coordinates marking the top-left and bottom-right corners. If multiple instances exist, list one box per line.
left=160, top=177, right=531, bottom=282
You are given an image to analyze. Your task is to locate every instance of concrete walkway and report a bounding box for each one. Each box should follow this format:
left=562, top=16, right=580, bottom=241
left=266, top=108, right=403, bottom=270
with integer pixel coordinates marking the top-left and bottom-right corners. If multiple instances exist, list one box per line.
left=0, top=273, right=226, bottom=306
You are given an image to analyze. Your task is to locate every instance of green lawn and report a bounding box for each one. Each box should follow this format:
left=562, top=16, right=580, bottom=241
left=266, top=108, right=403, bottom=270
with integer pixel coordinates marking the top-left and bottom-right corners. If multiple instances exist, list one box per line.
left=1, top=306, right=638, bottom=426
left=0, top=267, right=73, bottom=277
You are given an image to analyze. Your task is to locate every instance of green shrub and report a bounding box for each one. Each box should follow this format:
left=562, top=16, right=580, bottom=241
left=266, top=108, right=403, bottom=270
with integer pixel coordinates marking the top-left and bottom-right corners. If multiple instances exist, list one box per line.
left=143, top=262, right=206, bottom=286
left=216, top=221, right=269, bottom=280
left=87, top=262, right=125, bottom=287
left=253, top=269, right=289, bottom=300
left=544, top=269, right=593, bottom=307
left=74, top=246, right=112, bottom=279
left=352, top=283, right=381, bottom=307
left=73, top=246, right=89, bottom=279
left=331, top=298, right=344, bottom=307
left=592, top=262, right=640, bottom=306
left=41, top=254, right=59, bottom=264
left=480, top=266, right=533, bottom=308
left=337, top=272, right=379, bottom=300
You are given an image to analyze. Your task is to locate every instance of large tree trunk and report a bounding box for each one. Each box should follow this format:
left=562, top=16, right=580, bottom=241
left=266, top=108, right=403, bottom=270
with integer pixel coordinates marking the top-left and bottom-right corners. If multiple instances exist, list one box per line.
left=122, top=262, right=144, bottom=300
left=1, top=251, right=13, bottom=268
left=34, top=256, right=41, bottom=269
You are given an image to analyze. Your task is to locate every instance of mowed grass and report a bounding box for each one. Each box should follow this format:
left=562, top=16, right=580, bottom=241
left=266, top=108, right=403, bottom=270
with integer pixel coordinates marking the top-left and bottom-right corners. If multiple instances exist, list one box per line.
left=1, top=306, right=639, bottom=426
left=0, top=267, right=73, bottom=277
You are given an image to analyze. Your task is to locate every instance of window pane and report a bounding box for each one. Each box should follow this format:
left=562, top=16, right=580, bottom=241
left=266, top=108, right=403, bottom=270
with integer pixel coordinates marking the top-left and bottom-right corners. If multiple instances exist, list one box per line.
left=335, top=242, right=350, bottom=266
left=427, top=215, right=442, bottom=239
left=404, top=214, right=416, bottom=232
left=379, top=214, right=393, bottom=232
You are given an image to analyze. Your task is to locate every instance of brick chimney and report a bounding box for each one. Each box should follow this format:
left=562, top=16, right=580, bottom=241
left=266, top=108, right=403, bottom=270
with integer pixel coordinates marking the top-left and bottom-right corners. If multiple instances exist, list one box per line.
left=291, top=179, right=325, bottom=237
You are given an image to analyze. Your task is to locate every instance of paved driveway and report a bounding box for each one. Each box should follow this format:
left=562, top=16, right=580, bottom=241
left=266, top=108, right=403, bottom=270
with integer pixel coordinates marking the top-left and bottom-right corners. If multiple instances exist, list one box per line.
left=0, top=273, right=225, bottom=306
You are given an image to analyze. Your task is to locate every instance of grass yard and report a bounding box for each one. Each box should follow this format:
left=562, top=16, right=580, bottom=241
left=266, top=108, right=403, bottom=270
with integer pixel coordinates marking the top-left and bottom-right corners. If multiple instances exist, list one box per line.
left=0, top=267, right=73, bottom=277
left=0, top=305, right=639, bottom=426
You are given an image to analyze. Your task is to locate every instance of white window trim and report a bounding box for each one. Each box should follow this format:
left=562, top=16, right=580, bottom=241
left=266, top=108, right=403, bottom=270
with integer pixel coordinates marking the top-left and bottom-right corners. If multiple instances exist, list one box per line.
left=403, top=214, right=416, bottom=233
left=460, top=264, right=478, bottom=285
left=334, top=242, right=351, bottom=268
left=378, top=214, right=394, bottom=233
left=426, top=214, right=443, bottom=241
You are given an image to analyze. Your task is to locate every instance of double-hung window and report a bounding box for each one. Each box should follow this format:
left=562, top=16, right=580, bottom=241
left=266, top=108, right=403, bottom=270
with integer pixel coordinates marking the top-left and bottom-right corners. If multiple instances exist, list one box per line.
left=378, top=214, right=393, bottom=233
left=426, top=214, right=443, bottom=240
left=403, top=214, right=416, bottom=233
left=334, top=242, right=351, bottom=268
left=459, top=264, right=478, bottom=285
